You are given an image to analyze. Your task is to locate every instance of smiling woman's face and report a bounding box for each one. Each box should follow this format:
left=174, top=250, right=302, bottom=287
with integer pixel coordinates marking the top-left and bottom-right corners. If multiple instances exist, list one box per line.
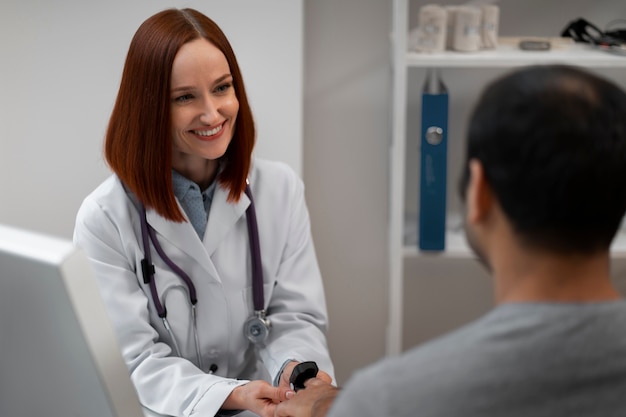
left=169, top=37, right=239, bottom=183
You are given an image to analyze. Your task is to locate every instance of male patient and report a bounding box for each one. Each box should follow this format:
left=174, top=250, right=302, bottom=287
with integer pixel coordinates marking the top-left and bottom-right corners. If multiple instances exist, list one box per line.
left=275, top=65, right=626, bottom=417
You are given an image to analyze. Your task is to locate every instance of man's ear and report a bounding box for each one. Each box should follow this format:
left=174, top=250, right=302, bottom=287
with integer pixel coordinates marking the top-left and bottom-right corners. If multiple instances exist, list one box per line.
left=465, top=159, right=493, bottom=225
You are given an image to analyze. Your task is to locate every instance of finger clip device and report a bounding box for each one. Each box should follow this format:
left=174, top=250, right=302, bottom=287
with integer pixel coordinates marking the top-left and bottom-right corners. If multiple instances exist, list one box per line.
left=289, top=361, right=319, bottom=391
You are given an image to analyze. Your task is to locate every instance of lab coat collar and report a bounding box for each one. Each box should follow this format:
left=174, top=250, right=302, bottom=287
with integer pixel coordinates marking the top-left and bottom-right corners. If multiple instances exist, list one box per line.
left=144, top=183, right=250, bottom=279
left=204, top=183, right=250, bottom=255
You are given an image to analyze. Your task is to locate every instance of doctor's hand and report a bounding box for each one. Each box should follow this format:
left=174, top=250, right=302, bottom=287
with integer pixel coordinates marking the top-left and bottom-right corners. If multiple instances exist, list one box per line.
left=223, top=380, right=295, bottom=417
left=279, top=361, right=333, bottom=389
left=274, top=378, right=339, bottom=417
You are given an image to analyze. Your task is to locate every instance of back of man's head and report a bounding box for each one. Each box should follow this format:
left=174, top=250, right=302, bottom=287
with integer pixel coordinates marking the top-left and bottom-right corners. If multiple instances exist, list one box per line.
left=461, top=65, right=626, bottom=254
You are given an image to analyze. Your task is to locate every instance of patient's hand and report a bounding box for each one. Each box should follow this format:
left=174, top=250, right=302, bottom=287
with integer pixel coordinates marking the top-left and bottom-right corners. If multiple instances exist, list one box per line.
left=274, top=378, right=339, bottom=417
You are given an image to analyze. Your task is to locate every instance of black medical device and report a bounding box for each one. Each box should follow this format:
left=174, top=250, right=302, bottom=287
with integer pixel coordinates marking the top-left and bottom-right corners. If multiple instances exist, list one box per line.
left=289, top=361, right=319, bottom=391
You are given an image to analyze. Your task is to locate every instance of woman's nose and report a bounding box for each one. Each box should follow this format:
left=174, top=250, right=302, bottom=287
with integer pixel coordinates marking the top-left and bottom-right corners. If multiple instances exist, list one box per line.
left=199, top=97, right=219, bottom=123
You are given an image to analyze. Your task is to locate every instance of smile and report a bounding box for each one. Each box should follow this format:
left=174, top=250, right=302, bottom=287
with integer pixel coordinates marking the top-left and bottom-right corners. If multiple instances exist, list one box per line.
left=192, top=124, right=223, bottom=137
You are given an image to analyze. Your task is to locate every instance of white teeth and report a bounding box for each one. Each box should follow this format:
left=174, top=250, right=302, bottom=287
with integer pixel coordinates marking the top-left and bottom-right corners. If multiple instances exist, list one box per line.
left=194, top=125, right=222, bottom=136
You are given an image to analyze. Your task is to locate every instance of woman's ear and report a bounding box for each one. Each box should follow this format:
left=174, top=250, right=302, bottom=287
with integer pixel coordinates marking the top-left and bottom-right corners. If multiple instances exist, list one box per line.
left=465, top=159, right=493, bottom=225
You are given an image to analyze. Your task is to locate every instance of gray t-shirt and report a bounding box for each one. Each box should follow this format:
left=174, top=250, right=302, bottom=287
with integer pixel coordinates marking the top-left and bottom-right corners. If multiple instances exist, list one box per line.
left=329, top=301, right=626, bottom=417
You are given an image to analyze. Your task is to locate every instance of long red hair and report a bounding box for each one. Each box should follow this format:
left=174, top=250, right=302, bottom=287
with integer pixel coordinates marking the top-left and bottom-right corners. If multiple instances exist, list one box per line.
left=105, top=8, right=255, bottom=222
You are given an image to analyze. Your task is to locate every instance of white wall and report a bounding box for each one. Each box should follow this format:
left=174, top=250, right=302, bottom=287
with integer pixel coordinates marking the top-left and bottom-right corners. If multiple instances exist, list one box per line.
left=0, top=0, right=303, bottom=239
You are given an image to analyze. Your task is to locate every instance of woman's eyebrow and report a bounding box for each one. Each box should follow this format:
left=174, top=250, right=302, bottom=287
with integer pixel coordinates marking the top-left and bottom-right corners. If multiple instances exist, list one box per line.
left=171, top=74, right=233, bottom=94
left=213, top=73, right=233, bottom=84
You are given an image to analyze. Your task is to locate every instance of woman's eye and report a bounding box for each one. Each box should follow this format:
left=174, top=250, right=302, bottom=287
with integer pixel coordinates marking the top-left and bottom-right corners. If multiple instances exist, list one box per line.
left=174, top=94, right=193, bottom=103
left=215, top=83, right=232, bottom=94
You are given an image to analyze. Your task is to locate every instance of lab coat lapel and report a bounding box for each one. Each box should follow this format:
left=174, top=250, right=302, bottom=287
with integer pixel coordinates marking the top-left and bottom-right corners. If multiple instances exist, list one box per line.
left=145, top=203, right=216, bottom=279
left=204, top=184, right=250, bottom=256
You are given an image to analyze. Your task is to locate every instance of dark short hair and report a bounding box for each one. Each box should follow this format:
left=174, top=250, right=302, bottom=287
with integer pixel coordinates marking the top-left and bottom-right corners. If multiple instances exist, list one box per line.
left=105, top=8, right=255, bottom=222
left=460, top=65, right=626, bottom=254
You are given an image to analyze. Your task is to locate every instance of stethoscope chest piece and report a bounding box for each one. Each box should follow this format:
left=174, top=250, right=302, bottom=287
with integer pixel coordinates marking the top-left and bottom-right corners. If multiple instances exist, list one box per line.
left=244, top=309, right=271, bottom=344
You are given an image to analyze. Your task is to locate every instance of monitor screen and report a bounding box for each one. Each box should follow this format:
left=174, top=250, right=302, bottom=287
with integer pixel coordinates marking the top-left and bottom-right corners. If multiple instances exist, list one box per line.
left=0, top=224, right=145, bottom=417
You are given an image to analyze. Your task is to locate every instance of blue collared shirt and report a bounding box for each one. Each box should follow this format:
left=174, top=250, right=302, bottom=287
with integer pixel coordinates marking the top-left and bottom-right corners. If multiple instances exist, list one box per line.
left=171, top=170, right=217, bottom=240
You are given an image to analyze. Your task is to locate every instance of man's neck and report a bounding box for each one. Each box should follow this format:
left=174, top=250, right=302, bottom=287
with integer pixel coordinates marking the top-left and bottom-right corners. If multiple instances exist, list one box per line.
left=492, top=248, right=622, bottom=304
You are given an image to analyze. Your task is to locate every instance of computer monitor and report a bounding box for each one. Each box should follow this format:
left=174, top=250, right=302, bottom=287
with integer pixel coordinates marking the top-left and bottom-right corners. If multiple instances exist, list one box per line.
left=0, top=224, right=145, bottom=417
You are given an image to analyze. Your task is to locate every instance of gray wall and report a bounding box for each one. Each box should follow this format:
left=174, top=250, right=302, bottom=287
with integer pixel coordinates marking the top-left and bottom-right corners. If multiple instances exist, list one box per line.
left=303, top=0, right=391, bottom=384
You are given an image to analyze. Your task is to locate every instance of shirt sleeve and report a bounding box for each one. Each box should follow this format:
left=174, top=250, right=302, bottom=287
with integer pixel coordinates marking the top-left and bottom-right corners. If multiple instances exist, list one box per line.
left=326, top=364, right=388, bottom=417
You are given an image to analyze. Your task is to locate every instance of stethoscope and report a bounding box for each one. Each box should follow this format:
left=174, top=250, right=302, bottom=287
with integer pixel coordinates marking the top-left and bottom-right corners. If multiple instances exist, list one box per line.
left=138, top=182, right=271, bottom=370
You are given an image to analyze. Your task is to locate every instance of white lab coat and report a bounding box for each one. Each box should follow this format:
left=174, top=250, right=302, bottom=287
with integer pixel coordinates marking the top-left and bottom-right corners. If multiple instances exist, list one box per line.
left=73, top=158, right=335, bottom=417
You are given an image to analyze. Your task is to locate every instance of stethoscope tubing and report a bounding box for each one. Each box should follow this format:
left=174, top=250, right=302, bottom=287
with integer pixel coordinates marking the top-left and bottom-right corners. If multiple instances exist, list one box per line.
left=139, top=203, right=166, bottom=317
left=243, top=184, right=265, bottom=312
left=138, top=184, right=267, bottom=369
left=140, top=203, right=204, bottom=367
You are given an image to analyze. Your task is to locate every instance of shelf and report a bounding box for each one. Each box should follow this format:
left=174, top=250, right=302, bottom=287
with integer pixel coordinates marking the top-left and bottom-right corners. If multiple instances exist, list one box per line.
left=403, top=214, right=472, bottom=257
left=403, top=230, right=473, bottom=259
left=402, top=227, right=626, bottom=259
left=406, top=38, right=626, bottom=68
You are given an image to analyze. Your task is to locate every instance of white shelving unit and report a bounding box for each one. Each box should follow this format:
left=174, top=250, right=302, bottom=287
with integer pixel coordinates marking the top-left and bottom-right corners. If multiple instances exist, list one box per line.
left=405, top=42, right=626, bottom=68
left=388, top=0, right=626, bottom=356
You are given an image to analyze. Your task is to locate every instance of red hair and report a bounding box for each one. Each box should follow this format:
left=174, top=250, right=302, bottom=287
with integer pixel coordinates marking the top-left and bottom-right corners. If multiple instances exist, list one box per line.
left=105, top=8, right=255, bottom=222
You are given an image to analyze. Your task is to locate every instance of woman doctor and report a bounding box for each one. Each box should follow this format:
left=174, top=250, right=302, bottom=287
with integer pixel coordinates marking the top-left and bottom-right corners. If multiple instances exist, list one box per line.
left=73, top=8, right=334, bottom=417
